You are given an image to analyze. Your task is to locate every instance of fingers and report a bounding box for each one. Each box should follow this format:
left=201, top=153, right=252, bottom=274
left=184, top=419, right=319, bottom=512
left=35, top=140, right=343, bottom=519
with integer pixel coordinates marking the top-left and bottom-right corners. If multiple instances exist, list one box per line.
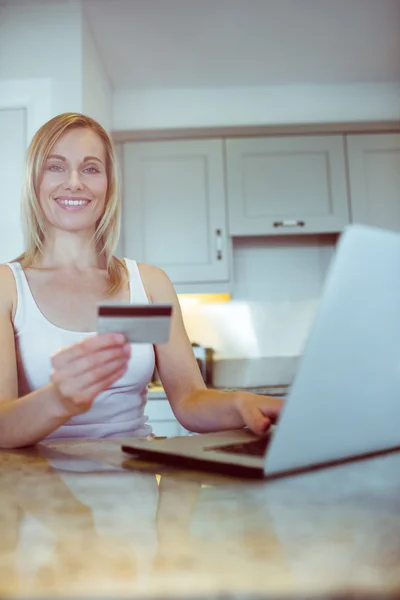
left=257, top=395, right=283, bottom=420
left=247, top=409, right=272, bottom=436
left=236, top=393, right=283, bottom=435
left=53, top=344, right=131, bottom=379
left=52, top=364, right=128, bottom=415
left=65, top=364, right=129, bottom=408
left=51, top=353, right=128, bottom=390
left=52, top=333, right=127, bottom=369
left=50, top=333, right=132, bottom=416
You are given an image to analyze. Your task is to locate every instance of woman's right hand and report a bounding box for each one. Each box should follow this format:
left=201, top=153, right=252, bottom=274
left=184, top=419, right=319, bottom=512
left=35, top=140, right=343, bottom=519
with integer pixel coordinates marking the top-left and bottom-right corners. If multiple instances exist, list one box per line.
left=50, top=333, right=131, bottom=417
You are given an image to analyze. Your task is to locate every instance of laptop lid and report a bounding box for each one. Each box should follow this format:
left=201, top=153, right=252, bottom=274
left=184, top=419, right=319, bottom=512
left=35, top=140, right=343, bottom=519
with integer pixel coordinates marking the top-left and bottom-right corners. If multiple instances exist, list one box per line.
left=264, top=224, right=400, bottom=475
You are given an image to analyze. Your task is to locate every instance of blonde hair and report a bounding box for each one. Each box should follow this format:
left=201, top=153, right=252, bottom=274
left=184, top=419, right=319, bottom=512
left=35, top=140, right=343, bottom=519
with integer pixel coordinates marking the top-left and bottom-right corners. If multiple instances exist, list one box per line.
left=16, top=112, right=127, bottom=293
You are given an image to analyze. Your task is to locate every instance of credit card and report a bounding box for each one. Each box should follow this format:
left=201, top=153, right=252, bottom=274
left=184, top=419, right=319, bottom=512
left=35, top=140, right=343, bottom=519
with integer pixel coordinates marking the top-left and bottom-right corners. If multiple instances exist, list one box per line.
left=97, top=303, right=173, bottom=344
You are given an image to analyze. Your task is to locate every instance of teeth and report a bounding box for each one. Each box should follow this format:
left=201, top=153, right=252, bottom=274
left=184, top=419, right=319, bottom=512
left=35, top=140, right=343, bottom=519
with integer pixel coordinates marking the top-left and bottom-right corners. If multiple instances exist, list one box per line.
left=58, top=199, right=88, bottom=206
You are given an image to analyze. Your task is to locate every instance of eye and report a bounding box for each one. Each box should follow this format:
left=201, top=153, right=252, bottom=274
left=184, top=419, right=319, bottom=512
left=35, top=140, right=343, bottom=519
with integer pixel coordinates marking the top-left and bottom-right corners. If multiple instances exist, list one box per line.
left=48, top=164, right=64, bottom=172
left=83, top=166, right=100, bottom=174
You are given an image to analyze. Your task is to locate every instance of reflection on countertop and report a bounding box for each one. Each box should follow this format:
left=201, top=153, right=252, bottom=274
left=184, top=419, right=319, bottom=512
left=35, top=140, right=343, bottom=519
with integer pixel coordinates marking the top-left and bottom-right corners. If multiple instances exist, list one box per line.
left=0, top=439, right=400, bottom=599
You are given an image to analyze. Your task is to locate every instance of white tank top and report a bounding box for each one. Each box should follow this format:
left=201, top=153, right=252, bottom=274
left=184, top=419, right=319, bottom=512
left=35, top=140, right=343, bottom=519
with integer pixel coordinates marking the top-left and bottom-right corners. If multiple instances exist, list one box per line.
left=6, top=259, right=154, bottom=441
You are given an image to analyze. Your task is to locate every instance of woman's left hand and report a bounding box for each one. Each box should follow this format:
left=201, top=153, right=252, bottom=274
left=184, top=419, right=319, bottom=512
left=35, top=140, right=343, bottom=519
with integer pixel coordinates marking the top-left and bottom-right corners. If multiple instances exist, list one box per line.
left=234, top=392, right=284, bottom=435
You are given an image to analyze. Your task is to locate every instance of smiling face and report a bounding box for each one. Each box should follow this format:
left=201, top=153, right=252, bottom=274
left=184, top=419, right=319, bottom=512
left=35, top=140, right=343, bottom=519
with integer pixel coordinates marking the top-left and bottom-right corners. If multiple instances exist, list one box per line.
left=38, top=127, right=108, bottom=236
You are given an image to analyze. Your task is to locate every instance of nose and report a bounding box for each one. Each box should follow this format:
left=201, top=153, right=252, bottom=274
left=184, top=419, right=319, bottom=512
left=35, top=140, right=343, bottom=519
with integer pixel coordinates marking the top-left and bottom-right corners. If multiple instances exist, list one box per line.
left=62, top=168, right=84, bottom=191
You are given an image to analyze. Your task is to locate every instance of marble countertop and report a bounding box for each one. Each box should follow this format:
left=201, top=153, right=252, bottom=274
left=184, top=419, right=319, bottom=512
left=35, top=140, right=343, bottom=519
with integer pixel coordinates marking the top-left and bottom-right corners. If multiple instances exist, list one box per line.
left=1, top=438, right=400, bottom=599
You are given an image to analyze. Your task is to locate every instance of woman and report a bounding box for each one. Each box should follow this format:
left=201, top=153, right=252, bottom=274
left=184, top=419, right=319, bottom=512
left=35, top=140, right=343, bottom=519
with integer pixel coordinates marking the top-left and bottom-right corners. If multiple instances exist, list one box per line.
left=0, top=113, right=282, bottom=448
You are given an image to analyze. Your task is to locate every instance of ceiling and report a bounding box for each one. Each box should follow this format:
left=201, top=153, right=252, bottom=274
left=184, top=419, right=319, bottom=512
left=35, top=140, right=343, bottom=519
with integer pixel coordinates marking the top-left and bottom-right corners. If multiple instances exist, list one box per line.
left=1, top=0, right=399, bottom=89
left=83, top=0, right=400, bottom=89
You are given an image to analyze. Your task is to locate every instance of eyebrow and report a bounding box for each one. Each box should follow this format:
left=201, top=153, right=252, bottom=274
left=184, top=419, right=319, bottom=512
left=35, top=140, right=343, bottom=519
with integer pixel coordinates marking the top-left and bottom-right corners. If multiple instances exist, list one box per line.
left=83, top=155, right=104, bottom=164
left=47, top=154, right=66, bottom=161
left=46, top=154, right=104, bottom=165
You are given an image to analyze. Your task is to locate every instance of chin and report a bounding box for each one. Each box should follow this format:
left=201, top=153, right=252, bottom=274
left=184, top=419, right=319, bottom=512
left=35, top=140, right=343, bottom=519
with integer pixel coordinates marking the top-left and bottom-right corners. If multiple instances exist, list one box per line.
left=49, top=216, right=100, bottom=234
left=43, top=202, right=105, bottom=233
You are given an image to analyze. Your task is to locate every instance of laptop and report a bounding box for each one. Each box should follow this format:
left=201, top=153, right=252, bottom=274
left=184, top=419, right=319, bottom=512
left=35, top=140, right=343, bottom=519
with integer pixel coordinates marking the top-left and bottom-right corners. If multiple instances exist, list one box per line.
left=122, top=224, right=400, bottom=478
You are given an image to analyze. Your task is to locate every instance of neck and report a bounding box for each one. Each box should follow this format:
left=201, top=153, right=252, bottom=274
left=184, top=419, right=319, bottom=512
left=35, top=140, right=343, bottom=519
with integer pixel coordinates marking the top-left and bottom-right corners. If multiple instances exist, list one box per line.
left=37, top=229, right=106, bottom=270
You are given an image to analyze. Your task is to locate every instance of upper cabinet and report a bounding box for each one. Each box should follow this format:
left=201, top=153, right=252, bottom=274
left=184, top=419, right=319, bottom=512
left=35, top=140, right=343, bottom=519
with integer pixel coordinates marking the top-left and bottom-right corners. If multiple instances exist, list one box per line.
left=119, top=131, right=400, bottom=287
left=225, top=135, right=350, bottom=236
left=121, top=140, right=229, bottom=285
left=346, top=134, right=400, bottom=232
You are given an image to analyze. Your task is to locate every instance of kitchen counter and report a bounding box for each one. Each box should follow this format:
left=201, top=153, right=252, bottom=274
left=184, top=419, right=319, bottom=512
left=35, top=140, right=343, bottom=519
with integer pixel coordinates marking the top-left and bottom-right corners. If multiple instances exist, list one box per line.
left=0, top=439, right=400, bottom=599
left=147, top=384, right=289, bottom=399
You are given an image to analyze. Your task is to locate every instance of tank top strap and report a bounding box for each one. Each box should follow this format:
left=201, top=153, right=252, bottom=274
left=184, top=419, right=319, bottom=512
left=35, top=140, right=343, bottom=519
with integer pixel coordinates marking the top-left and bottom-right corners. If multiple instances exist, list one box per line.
left=5, top=262, right=37, bottom=331
left=124, top=259, right=151, bottom=304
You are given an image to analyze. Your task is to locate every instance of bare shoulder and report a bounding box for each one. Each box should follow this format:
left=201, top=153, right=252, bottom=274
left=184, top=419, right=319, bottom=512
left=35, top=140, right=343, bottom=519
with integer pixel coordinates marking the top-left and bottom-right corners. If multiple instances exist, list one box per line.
left=0, top=264, right=17, bottom=315
left=137, top=262, right=170, bottom=283
left=137, top=263, right=176, bottom=303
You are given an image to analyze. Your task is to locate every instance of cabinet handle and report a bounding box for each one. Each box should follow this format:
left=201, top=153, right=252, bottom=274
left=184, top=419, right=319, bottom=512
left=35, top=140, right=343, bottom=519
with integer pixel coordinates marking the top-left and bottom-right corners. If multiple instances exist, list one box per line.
left=273, top=220, right=305, bottom=228
left=216, top=229, right=223, bottom=260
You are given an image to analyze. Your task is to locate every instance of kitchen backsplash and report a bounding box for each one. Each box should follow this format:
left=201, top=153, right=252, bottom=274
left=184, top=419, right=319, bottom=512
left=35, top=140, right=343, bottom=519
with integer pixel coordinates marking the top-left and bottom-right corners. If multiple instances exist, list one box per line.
left=232, top=234, right=336, bottom=304
left=179, top=234, right=337, bottom=360
left=180, top=299, right=318, bottom=359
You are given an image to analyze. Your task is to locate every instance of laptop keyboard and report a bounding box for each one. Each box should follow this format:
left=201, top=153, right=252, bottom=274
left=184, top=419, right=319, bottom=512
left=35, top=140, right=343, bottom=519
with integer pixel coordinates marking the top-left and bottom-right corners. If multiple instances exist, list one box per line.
left=206, top=435, right=272, bottom=457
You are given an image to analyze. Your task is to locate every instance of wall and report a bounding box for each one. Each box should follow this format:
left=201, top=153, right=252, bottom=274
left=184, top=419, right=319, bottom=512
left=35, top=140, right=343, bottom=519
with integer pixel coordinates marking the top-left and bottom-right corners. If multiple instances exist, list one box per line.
left=0, top=0, right=112, bottom=269
left=0, top=0, right=112, bottom=131
left=181, top=235, right=335, bottom=361
left=112, top=82, right=400, bottom=130
left=231, top=234, right=335, bottom=355
left=231, top=235, right=335, bottom=303
left=82, top=11, right=112, bottom=130
left=0, top=78, right=52, bottom=142
left=0, top=0, right=83, bottom=117
left=0, top=108, right=26, bottom=262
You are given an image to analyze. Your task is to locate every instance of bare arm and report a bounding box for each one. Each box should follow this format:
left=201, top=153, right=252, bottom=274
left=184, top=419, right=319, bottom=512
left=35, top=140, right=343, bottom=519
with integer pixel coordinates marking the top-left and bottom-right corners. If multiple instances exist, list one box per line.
left=140, top=265, right=283, bottom=435
left=0, top=266, right=131, bottom=449
left=0, top=266, right=70, bottom=447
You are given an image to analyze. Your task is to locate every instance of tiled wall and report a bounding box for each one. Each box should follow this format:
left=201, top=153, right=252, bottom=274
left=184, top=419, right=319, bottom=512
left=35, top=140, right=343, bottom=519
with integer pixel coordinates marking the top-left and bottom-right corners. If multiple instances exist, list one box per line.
left=232, top=234, right=336, bottom=303
left=181, top=235, right=337, bottom=359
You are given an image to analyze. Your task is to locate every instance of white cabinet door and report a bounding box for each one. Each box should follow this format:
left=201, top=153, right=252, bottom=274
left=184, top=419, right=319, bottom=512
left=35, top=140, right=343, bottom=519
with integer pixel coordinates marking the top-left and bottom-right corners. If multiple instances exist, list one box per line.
left=122, top=140, right=229, bottom=284
left=151, top=420, right=183, bottom=438
left=0, top=108, right=26, bottom=262
left=146, top=398, right=188, bottom=437
left=226, top=136, right=350, bottom=236
left=346, top=134, right=400, bottom=232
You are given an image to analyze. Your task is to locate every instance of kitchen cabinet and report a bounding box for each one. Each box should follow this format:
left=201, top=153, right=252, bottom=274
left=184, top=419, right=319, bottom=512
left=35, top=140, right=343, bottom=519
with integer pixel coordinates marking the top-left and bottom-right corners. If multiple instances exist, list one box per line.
left=146, top=395, right=190, bottom=437
left=121, top=140, right=229, bottom=285
left=225, top=135, right=350, bottom=236
left=346, top=133, right=400, bottom=232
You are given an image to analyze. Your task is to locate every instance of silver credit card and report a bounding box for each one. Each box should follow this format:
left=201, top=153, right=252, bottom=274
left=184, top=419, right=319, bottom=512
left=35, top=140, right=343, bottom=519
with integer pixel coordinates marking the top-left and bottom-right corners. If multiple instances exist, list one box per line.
left=97, top=303, right=173, bottom=344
